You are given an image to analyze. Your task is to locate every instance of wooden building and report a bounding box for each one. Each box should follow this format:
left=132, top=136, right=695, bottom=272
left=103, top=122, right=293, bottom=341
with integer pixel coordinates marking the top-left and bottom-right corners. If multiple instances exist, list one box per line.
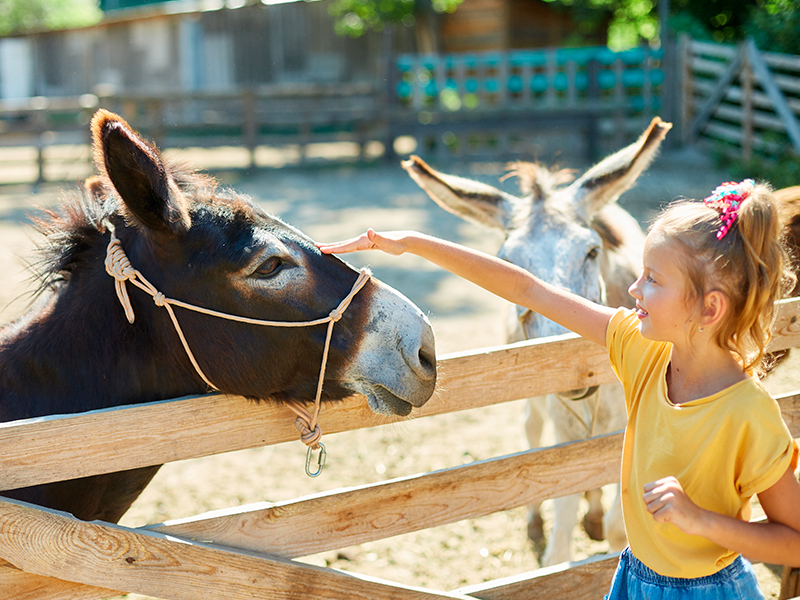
left=439, top=0, right=608, bottom=53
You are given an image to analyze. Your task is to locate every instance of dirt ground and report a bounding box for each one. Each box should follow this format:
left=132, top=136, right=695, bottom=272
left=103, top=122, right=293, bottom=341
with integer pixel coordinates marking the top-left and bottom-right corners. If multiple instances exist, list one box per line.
left=0, top=142, right=795, bottom=598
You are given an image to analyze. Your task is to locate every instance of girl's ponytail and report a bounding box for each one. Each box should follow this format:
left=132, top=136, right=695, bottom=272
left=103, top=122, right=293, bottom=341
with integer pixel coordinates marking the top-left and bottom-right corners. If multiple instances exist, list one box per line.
left=724, top=182, right=794, bottom=372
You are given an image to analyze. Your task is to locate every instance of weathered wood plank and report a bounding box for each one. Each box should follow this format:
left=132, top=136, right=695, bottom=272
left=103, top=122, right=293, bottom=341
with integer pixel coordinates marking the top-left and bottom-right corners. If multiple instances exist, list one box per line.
left=702, top=122, right=786, bottom=155
left=0, top=560, right=117, bottom=600
left=690, top=40, right=738, bottom=60
left=762, top=50, right=800, bottom=74
left=769, top=297, right=800, bottom=351
left=778, top=393, right=800, bottom=435
left=692, top=80, right=800, bottom=116
left=713, top=104, right=786, bottom=133
left=0, top=498, right=475, bottom=600
left=690, top=56, right=731, bottom=77
left=146, top=430, right=624, bottom=558
left=454, top=552, right=619, bottom=600
left=1, top=298, right=798, bottom=492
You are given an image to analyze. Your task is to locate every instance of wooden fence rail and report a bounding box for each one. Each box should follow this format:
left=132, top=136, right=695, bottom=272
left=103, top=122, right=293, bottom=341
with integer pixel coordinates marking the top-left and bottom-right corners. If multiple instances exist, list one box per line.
left=1, top=296, right=799, bottom=600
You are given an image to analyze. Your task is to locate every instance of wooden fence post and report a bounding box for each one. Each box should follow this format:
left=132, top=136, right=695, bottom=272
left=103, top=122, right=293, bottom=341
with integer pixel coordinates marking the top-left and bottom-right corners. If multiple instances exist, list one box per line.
left=242, top=88, right=257, bottom=170
left=677, top=33, right=691, bottom=145
left=380, top=26, right=397, bottom=163
left=780, top=468, right=800, bottom=599
left=741, top=44, right=754, bottom=161
left=781, top=565, right=800, bottom=599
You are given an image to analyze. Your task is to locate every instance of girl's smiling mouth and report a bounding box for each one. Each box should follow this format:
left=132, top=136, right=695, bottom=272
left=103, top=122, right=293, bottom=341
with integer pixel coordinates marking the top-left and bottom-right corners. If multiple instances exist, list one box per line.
left=635, top=303, right=649, bottom=319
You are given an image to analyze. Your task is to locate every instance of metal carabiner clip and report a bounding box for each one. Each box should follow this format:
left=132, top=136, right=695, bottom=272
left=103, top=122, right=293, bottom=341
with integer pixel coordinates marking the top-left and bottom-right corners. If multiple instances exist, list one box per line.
left=305, top=443, right=326, bottom=477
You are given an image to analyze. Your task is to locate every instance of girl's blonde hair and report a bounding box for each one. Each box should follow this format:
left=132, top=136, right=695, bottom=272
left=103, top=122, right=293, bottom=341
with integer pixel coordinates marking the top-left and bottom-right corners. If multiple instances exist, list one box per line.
left=652, top=181, right=795, bottom=374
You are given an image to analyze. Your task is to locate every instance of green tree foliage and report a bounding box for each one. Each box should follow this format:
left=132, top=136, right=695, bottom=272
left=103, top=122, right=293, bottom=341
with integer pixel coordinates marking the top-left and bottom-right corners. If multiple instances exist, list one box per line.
left=541, top=0, right=657, bottom=50
left=669, top=0, right=800, bottom=54
left=542, top=0, right=799, bottom=53
left=0, top=0, right=102, bottom=35
left=328, top=0, right=463, bottom=38
left=668, top=0, right=752, bottom=44
left=745, top=0, right=800, bottom=55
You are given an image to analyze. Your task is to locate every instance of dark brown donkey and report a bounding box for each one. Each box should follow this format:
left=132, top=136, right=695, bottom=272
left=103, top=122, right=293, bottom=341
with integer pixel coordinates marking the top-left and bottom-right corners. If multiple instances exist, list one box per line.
left=0, top=110, right=437, bottom=523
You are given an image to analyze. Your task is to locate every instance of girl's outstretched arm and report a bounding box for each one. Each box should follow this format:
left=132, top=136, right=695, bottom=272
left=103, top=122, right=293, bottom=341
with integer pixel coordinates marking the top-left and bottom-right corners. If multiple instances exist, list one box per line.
left=318, top=229, right=615, bottom=346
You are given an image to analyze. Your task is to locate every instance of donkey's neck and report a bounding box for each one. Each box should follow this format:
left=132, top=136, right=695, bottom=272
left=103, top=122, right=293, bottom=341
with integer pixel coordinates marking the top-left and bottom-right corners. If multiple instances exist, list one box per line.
left=0, top=279, right=206, bottom=421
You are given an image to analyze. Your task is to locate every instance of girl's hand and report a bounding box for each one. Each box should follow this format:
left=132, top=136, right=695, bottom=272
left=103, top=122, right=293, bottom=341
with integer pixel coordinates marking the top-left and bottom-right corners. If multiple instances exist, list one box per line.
left=643, top=476, right=706, bottom=535
left=317, top=229, right=410, bottom=256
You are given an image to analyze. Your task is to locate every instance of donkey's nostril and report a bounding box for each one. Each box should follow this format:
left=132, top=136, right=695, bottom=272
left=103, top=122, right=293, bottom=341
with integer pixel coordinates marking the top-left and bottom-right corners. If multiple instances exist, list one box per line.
left=418, top=344, right=437, bottom=379
left=412, top=323, right=437, bottom=380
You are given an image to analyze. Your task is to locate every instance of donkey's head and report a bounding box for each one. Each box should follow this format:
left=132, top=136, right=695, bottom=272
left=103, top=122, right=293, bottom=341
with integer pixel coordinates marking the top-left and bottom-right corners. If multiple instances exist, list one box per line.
left=403, top=118, right=671, bottom=342
left=19, top=110, right=436, bottom=419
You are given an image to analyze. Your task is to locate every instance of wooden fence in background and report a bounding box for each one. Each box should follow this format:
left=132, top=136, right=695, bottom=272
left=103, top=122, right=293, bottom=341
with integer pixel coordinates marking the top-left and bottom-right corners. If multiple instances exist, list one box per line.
left=681, top=36, right=800, bottom=161
left=0, top=44, right=667, bottom=185
left=7, top=37, right=800, bottom=183
left=1, top=297, right=799, bottom=600
left=390, top=45, right=665, bottom=162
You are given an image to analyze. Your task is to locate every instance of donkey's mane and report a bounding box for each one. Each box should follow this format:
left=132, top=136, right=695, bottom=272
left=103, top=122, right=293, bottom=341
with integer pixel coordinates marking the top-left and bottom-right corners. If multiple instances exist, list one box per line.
left=28, top=188, right=109, bottom=297
left=504, top=161, right=576, bottom=200
left=27, top=164, right=229, bottom=299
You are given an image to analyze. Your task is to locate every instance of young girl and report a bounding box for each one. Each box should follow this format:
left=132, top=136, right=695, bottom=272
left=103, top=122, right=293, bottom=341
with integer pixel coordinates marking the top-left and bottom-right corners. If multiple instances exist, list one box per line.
left=318, top=178, right=800, bottom=598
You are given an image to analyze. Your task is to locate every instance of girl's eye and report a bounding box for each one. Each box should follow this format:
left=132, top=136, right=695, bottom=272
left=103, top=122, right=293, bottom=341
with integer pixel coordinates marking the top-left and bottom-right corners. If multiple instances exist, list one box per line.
left=645, top=274, right=656, bottom=284
left=253, top=257, right=283, bottom=278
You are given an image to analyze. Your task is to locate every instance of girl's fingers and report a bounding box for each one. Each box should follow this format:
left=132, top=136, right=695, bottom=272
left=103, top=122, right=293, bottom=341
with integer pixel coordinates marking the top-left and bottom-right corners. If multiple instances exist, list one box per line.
left=317, top=232, right=373, bottom=254
left=317, top=229, right=409, bottom=256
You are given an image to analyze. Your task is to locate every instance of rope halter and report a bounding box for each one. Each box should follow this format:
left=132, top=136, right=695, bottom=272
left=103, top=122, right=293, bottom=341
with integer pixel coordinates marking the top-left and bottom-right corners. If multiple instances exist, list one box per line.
left=103, top=221, right=371, bottom=476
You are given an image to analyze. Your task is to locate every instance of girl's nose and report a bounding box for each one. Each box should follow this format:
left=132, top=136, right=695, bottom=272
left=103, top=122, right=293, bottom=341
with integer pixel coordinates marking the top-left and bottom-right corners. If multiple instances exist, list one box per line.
left=629, top=278, right=642, bottom=300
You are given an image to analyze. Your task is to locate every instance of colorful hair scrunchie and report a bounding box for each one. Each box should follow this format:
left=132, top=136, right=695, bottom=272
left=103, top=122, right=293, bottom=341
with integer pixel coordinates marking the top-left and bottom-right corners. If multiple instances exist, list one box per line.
left=703, top=179, right=755, bottom=240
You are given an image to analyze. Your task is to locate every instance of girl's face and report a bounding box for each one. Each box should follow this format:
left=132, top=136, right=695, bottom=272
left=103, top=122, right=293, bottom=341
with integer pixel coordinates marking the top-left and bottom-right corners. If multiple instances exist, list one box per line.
left=628, top=231, right=699, bottom=343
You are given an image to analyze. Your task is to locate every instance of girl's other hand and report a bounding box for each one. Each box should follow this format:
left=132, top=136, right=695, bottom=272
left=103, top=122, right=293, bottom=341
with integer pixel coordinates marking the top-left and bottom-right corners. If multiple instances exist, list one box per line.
left=643, top=476, right=706, bottom=535
left=317, top=229, right=410, bottom=256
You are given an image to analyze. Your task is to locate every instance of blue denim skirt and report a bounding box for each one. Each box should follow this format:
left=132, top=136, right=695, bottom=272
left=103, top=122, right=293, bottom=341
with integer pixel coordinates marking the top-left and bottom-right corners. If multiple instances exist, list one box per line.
left=604, top=548, right=764, bottom=600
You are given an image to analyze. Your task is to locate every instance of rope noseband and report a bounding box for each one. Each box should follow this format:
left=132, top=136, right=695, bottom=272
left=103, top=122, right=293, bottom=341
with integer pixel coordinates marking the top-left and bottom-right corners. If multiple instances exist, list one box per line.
left=103, top=222, right=371, bottom=476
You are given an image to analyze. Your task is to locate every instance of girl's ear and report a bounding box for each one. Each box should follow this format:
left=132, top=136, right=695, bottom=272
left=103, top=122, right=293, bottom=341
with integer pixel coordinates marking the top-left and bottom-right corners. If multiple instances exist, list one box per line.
left=700, top=290, right=729, bottom=330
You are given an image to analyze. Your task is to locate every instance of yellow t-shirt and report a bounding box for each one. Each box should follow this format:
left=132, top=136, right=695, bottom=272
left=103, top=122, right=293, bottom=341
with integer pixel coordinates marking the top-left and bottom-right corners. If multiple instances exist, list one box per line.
left=607, top=308, right=797, bottom=578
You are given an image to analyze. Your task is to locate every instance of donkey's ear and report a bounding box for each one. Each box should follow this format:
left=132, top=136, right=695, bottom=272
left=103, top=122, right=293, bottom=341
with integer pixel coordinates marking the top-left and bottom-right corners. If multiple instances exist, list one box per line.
left=402, top=155, right=520, bottom=230
left=568, top=117, right=672, bottom=220
left=83, top=175, right=107, bottom=201
left=91, top=109, right=190, bottom=235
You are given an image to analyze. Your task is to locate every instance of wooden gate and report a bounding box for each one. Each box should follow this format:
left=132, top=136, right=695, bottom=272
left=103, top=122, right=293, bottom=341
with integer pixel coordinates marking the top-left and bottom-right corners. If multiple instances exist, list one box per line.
left=1, top=298, right=799, bottom=599
left=681, top=36, right=800, bottom=161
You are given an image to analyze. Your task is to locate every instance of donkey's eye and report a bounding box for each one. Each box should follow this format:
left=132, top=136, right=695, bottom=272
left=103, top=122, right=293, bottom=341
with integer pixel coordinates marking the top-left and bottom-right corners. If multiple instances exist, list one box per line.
left=587, top=247, right=600, bottom=260
left=253, top=257, right=283, bottom=278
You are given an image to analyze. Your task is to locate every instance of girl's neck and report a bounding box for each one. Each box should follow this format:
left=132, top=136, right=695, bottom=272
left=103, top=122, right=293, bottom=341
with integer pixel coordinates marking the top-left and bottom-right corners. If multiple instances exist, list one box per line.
left=666, top=342, right=748, bottom=405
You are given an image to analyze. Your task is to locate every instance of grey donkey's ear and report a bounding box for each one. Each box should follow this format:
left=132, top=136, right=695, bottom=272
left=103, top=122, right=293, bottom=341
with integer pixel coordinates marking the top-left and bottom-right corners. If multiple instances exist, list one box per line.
left=402, top=155, right=521, bottom=231
left=568, top=117, right=672, bottom=221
